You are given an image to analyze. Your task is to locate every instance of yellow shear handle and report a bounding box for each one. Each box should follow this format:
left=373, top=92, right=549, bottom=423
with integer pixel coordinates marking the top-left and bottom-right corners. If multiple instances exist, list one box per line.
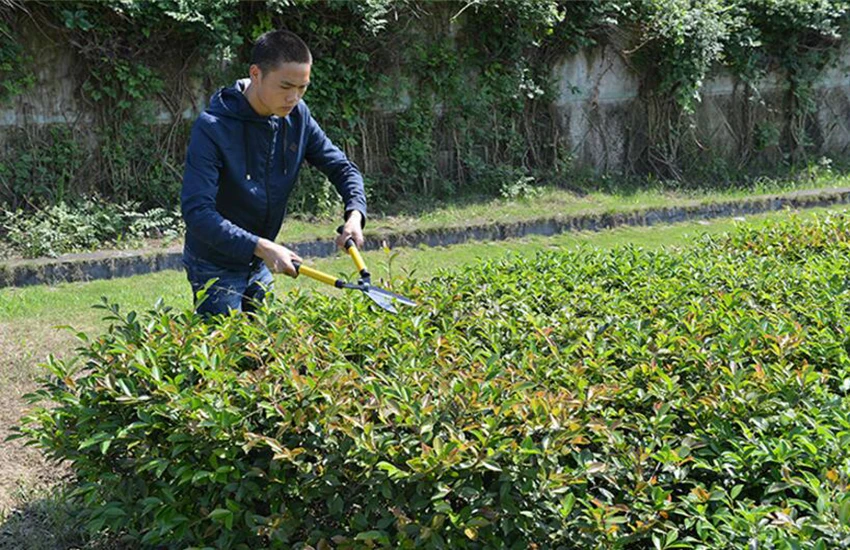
left=346, top=241, right=368, bottom=273
left=294, top=262, right=342, bottom=288
left=338, top=226, right=370, bottom=276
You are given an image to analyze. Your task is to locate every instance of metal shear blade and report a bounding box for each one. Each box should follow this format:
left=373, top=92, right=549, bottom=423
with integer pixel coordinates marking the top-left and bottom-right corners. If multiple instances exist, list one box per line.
left=365, top=286, right=417, bottom=313
left=343, top=282, right=416, bottom=313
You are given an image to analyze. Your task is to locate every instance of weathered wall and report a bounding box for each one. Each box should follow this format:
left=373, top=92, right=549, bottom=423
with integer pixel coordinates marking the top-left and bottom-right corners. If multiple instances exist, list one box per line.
left=2, top=17, right=849, bottom=176
left=551, top=45, right=641, bottom=172
left=0, top=17, right=89, bottom=129
left=0, top=15, right=203, bottom=132
left=810, top=51, right=850, bottom=156
left=551, top=43, right=850, bottom=173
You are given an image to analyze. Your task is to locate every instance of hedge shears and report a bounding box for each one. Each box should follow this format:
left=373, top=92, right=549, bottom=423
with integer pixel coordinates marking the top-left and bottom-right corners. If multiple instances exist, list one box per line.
left=291, top=231, right=416, bottom=314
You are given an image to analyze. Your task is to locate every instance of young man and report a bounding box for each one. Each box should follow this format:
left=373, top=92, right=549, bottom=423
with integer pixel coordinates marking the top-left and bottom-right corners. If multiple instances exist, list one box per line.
left=181, top=30, right=367, bottom=316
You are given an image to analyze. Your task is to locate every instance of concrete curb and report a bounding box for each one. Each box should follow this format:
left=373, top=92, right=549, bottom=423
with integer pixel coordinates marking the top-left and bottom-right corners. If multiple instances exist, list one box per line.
left=3, top=187, right=849, bottom=288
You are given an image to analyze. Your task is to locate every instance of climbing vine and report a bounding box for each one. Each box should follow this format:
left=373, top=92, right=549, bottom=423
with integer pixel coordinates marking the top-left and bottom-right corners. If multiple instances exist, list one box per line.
left=0, top=0, right=847, bottom=213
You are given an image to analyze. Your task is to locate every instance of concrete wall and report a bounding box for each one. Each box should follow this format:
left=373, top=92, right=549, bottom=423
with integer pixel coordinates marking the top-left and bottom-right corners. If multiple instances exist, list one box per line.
left=0, top=17, right=91, bottom=130
left=0, top=16, right=203, bottom=132
left=551, top=45, right=641, bottom=172
left=550, top=43, right=850, bottom=173
left=3, top=16, right=849, bottom=175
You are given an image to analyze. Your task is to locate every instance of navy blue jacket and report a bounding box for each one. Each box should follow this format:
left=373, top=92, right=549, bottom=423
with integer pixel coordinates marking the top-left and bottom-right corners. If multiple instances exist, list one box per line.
left=181, top=79, right=367, bottom=269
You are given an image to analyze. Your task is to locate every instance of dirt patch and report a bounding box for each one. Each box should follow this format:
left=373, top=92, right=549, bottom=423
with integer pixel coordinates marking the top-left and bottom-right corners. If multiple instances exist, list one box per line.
left=0, top=321, right=78, bottom=513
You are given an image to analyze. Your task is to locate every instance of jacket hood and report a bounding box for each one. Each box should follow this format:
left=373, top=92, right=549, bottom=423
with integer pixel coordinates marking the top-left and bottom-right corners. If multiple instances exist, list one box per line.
left=207, top=78, right=270, bottom=121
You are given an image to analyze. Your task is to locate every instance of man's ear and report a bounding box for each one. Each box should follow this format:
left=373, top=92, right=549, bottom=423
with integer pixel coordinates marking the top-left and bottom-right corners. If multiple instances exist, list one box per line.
left=249, top=64, right=263, bottom=82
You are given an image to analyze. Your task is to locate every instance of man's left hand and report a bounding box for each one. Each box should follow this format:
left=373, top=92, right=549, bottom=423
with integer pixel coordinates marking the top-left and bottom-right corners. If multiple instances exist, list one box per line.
left=336, top=210, right=365, bottom=250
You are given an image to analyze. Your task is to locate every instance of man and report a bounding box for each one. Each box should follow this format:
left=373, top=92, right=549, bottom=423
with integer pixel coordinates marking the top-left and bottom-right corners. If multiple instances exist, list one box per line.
left=181, top=29, right=367, bottom=316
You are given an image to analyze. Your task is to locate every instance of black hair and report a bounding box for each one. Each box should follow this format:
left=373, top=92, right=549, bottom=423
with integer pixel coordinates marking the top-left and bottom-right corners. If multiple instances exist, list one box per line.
left=251, top=30, right=312, bottom=73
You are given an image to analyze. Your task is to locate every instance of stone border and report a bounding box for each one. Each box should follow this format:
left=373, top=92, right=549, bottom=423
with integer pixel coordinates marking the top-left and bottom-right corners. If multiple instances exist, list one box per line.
left=2, top=187, right=849, bottom=288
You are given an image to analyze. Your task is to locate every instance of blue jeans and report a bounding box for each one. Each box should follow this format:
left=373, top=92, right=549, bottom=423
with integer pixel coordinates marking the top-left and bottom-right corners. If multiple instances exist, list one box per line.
left=182, top=246, right=274, bottom=317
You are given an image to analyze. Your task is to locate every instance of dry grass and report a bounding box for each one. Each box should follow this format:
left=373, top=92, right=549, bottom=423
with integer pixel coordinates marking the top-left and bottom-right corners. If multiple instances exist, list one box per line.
left=0, top=320, right=88, bottom=549
left=0, top=321, right=78, bottom=508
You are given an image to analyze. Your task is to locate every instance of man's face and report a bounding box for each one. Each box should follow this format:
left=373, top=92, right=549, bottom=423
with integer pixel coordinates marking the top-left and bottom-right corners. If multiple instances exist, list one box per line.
left=250, top=61, right=311, bottom=117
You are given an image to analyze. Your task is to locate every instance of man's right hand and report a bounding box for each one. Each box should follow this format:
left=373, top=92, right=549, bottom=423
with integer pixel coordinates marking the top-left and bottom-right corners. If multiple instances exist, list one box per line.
left=254, top=238, right=303, bottom=277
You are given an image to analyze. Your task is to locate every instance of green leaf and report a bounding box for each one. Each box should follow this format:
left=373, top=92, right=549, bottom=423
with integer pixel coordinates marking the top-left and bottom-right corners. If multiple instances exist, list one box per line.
left=559, top=493, right=575, bottom=518
left=355, top=530, right=389, bottom=543
left=480, top=461, right=502, bottom=472
left=208, top=508, right=232, bottom=523
left=730, top=485, right=744, bottom=499
left=376, top=461, right=408, bottom=478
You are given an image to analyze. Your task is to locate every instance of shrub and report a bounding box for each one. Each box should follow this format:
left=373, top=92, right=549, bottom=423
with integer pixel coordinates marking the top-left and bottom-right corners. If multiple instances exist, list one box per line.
left=15, top=212, right=850, bottom=548
left=0, top=197, right=183, bottom=258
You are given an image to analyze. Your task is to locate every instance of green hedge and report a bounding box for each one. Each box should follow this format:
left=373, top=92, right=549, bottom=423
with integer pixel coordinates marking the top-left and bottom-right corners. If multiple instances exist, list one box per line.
left=16, top=212, right=850, bottom=548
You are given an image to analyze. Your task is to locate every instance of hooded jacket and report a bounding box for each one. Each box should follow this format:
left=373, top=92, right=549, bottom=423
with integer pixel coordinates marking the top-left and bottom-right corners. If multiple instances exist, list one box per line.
left=181, top=79, right=367, bottom=270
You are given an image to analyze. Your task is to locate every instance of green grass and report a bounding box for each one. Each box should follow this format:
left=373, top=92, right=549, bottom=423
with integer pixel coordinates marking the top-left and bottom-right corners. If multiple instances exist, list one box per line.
left=0, top=488, right=92, bottom=550
left=3, top=171, right=846, bottom=261
left=277, top=170, right=850, bottom=243
left=1, top=204, right=848, bottom=329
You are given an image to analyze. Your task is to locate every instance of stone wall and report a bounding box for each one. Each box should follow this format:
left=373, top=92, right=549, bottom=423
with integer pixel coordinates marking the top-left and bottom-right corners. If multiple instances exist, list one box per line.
left=2, top=15, right=849, bottom=176
left=551, top=44, right=850, bottom=173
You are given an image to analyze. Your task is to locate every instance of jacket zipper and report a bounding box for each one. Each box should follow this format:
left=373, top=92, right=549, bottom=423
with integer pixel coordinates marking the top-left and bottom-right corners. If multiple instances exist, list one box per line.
left=263, top=119, right=275, bottom=234
left=283, top=118, right=288, bottom=176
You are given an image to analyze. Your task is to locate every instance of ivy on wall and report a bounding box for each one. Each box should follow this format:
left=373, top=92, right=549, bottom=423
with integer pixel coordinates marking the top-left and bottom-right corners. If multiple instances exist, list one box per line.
left=0, top=0, right=847, bottom=213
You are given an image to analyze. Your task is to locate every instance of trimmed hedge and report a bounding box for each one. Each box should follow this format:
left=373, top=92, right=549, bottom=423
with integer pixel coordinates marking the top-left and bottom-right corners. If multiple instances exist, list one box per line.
left=16, top=213, right=850, bottom=548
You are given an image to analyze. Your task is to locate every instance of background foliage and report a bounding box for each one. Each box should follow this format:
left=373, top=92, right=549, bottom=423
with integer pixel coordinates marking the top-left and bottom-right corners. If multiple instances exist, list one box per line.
left=0, top=0, right=847, bottom=214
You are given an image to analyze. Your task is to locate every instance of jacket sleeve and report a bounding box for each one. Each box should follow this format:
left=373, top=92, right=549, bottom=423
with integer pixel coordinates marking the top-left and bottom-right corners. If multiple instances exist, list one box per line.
left=181, top=116, right=259, bottom=263
left=303, top=106, right=368, bottom=227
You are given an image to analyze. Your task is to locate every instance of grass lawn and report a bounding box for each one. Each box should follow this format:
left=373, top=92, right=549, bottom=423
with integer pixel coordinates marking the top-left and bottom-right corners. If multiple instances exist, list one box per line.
left=5, top=171, right=847, bottom=265
left=276, top=171, right=850, bottom=243
left=3, top=204, right=849, bottom=328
